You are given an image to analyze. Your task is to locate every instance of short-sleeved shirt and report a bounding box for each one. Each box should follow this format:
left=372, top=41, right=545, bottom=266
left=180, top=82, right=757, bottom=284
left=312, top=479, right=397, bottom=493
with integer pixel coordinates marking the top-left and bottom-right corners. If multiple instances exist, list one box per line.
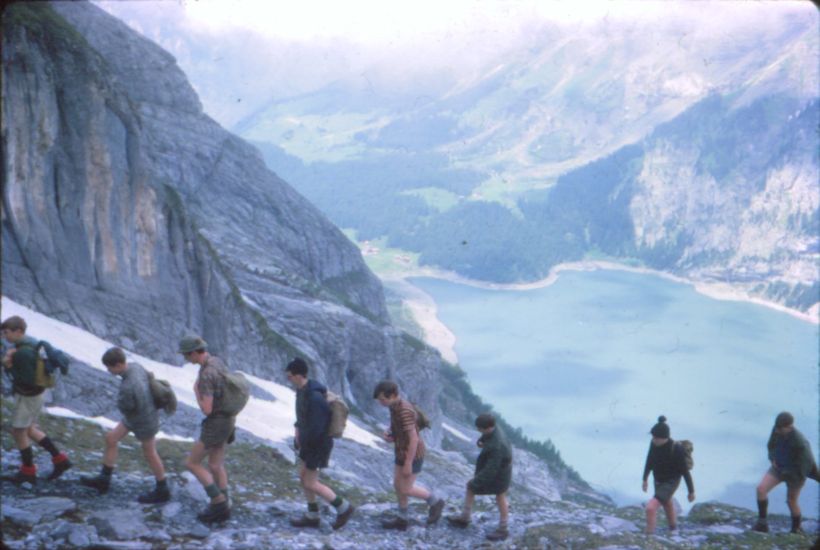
left=389, top=398, right=425, bottom=465
left=197, top=356, right=228, bottom=414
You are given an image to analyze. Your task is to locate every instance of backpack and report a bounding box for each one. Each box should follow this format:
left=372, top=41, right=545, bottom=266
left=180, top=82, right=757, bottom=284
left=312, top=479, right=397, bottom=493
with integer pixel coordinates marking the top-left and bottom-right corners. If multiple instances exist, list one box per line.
left=412, top=402, right=431, bottom=431
left=33, top=344, right=55, bottom=389
left=326, top=390, right=349, bottom=438
left=29, top=341, right=69, bottom=389
left=675, top=440, right=694, bottom=470
left=147, top=371, right=177, bottom=415
left=219, top=371, right=250, bottom=416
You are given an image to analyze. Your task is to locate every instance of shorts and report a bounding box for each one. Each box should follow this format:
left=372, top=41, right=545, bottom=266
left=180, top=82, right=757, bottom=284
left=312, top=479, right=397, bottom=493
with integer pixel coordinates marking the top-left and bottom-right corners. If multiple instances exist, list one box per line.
left=11, top=393, right=44, bottom=429
left=200, top=415, right=236, bottom=449
left=299, top=439, right=333, bottom=471
left=768, top=466, right=806, bottom=490
left=123, top=419, right=160, bottom=442
left=395, top=457, right=423, bottom=474
left=653, top=479, right=681, bottom=504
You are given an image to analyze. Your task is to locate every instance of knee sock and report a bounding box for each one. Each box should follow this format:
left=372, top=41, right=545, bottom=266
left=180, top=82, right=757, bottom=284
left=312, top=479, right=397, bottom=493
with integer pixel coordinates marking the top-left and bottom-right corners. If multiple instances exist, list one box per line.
left=331, top=495, right=350, bottom=513
left=791, top=515, right=801, bottom=531
left=757, top=499, right=768, bottom=519
left=204, top=483, right=221, bottom=499
left=307, top=501, right=319, bottom=518
left=20, top=446, right=34, bottom=467
left=37, top=436, right=60, bottom=457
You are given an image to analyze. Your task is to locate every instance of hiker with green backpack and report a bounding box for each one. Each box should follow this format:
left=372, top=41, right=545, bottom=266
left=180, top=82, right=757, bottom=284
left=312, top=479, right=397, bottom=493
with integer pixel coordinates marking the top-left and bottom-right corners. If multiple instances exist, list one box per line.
left=180, top=335, right=245, bottom=524
left=80, top=347, right=171, bottom=504
left=641, top=415, right=695, bottom=535
left=284, top=357, right=355, bottom=530
left=373, top=380, right=445, bottom=530
left=1, top=316, right=72, bottom=485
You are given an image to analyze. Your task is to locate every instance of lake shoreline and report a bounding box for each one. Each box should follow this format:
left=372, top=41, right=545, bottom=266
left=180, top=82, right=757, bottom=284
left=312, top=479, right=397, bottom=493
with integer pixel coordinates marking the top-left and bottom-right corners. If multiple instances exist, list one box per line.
left=380, top=261, right=819, bottom=363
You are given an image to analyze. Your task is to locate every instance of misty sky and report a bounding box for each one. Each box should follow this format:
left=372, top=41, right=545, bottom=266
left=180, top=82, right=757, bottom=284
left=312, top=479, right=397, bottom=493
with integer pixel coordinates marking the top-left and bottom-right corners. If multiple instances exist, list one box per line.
left=93, top=0, right=815, bottom=128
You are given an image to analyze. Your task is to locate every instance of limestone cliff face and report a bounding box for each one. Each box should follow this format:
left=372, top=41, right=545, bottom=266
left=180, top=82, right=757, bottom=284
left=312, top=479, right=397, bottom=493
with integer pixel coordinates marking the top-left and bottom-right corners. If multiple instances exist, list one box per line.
left=629, top=95, right=819, bottom=310
left=1, top=2, right=439, bottom=418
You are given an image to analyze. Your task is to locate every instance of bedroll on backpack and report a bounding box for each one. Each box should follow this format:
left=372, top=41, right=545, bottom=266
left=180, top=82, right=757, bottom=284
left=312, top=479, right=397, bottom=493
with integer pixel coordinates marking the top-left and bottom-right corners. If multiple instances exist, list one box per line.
left=33, top=347, right=55, bottom=389
left=219, top=371, right=250, bottom=416
left=147, top=371, right=177, bottom=415
left=676, top=440, right=694, bottom=470
left=32, top=341, right=70, bottom=389
left=412, top=402, right=431, bottom=431
left=326, top=390, right=349, bottom=438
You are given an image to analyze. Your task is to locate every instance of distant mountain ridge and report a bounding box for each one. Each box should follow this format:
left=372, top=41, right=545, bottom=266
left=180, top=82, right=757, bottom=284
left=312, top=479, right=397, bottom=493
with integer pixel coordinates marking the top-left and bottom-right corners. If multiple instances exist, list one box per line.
left=231, top=12, right=818, bottom=313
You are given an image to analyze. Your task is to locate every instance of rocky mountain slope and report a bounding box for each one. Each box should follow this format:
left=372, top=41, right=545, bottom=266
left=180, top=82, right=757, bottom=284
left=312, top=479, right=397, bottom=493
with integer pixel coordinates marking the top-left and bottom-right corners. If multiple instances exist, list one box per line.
left=1, top=0, right=442, bottom=421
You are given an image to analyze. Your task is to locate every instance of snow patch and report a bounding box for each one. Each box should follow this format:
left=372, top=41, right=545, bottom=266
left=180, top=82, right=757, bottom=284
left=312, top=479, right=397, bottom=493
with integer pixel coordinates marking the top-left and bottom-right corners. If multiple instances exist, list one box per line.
left=2, top=297, right=381, bottom=450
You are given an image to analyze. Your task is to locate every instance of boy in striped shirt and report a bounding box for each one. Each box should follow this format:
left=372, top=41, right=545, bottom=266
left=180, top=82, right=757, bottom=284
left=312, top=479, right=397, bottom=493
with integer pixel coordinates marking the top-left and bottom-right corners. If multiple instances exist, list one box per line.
left=373, top=380, right=444, bottom=530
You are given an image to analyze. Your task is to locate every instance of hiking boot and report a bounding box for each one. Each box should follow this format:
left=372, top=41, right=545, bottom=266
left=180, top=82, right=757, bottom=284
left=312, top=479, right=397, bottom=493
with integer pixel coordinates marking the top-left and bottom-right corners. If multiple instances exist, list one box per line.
left=486, top=526, right=509, bottom=541
left=8, top=468, right=37, bottom=486
left=289, top=514, right=320, bottom=528
left=446, top=515, right=471, bottom=528
left=138, top=485, right=171, bottom=504
left=197, top=501, right=230, bottom=524
left=381, top=516, right=409, bottom=531
left=752, top=519, right=769, bottom=533
left=426, top=498, right=445, bottom=525
left=80, top=474, right=110, bottom=494
left=47, top=457, right=72, bottom=480
left=332, top=505, right=355, bottom=530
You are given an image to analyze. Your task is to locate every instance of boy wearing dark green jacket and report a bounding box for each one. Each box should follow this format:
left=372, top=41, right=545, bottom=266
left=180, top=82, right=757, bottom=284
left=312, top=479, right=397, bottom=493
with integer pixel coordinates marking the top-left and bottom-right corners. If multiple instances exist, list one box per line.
left=447, top=413, right=512, bottom=541
left=753, top=411, right=818, bottom=534
left=1, top=316, right=72, bottom=484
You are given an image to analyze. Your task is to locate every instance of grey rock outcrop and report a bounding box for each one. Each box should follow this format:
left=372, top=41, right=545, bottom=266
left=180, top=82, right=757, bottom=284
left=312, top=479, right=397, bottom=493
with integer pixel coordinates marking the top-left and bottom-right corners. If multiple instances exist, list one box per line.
left=1, top=1, right=437, bottom=419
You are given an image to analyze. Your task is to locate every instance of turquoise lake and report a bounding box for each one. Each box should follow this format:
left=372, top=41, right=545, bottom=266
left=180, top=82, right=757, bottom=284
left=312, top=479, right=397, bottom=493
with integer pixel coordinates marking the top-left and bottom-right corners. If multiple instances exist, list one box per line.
left=411, top=269, right=819, bottom=516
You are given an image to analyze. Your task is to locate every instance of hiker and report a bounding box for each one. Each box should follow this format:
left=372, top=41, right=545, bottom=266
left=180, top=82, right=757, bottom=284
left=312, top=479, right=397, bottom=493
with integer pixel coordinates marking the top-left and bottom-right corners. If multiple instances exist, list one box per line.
left=753, top=411, right=818, bottom=534
left=447, top=413, right=512, bottom=541
left=1, top=316, right=72, bottom=484
left=641, top=415, right=695, bottom=534
left=285, top=357, right=355, bottom=530
left=180, top=335, right=235, bottom=524
left=373, top=380, right=445, bottom=530
left=80, top=347, right=170, bottom=503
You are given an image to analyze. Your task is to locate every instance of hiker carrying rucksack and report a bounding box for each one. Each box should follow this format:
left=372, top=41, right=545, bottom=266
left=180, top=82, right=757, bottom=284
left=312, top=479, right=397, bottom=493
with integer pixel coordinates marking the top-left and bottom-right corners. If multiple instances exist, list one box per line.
left=641, top=415, right=695, bottom=535
left=81, top=347, right=171, bottom=504
left=1, top=316, right=72, bottom=485
left=285, top=357, right=354, bottom=530
left=373, top=380, right=445, bottom=531
left=179, top=335, right=236, bottom=524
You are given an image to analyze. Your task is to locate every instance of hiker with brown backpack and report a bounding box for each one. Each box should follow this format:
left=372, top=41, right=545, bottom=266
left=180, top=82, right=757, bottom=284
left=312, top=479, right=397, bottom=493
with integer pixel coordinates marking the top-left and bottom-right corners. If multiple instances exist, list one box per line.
left=1, top=316, right=72, bottom=485
left=80, top=347, right=171, bottom=504
left=180, top=335, right=246, bottom=524
left=285, top=357, right=355, bottom=530
left=373, top=380, right=445, bottom=530
left=641, top=415, right=695, bottom=535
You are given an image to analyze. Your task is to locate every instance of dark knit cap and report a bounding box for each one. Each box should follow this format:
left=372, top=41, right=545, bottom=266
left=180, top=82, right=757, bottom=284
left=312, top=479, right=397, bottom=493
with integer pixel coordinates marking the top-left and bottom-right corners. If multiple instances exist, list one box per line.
left=774, top=411, right=794, bottom=429
left=650, top=415, right=670, bottom=438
